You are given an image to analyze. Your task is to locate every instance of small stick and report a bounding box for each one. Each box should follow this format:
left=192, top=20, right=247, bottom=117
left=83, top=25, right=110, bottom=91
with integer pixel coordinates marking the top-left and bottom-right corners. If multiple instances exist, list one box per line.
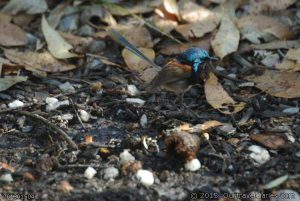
left=69, top=98, right=86, bottom=130
left=13, top=110, right=78, bottom=150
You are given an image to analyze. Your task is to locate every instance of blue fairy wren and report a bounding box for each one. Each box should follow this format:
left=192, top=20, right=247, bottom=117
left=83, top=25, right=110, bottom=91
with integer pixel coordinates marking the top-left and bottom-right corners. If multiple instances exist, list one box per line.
left=108, top=28, right=215, bottom=103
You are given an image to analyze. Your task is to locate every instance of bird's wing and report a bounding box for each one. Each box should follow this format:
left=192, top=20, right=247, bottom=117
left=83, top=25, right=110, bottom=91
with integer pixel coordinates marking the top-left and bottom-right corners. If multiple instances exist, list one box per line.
left=151, top=61, right=191, bottom=86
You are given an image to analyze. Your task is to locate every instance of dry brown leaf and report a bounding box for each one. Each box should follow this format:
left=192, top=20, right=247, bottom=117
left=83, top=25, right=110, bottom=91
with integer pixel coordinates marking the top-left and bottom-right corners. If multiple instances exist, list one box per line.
left=247, top=70, right=300, bottom=98
left=4, top=49, right=76, bottom=73
left=238, top=15, right=294, bottom=44
left=59, top=32, right=93, bottom=47
left=112, top=25, right=153, bottom=48
left=211, top=16, right=239, bottom=59
left=160, top=38, right=211, bottom=55
left=122, top=48, right=155, bottom=73
left=189, top=120, right=224, bottom=132
left=208, top=0, right=226, bottom=3
left=103, top=2, right=155, bottom=16
left=57, top=181, right=74, bottom=193
left=163, top=0, right=181, bottom=20
left=286, top=48, right=300, bottom=63
left=250, top=0, right=297, bottom=12
left=140, top=67, right=160, bottom=83
left=275, top=59, right=300, bottom=72
left=178, top=1, right=218, bottom=23
left=175, top=16, right=219, bottom=39
left=239, top=40, right=300, bottom=52
left=0, top=75, right=27, bottom=92
left=2, top=0, right=48, bottom=14
left=41, top=15, right=78, bottom=59
left=205, top=72, right=245, bottom=114
left=151, top=15, right=178, bottom=34
left=0, top=18, right=27, bottom=46
left=250, top=133, right=287, bottom=149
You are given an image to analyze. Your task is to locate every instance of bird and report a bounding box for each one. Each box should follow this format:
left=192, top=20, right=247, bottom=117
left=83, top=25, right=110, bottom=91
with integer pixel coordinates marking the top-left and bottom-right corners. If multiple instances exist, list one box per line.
left=108, top=28, right=215, bottom=103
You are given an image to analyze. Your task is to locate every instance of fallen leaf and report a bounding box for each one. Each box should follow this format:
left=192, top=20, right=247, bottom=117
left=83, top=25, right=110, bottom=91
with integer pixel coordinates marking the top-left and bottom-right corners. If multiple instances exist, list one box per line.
left=275, top=59, right=300, bottom=72
left=178, top=1, right=217, bottom=23
left=175, top=16, right=219, bottom=39
left=211, top=15, right=240, bottom=59
left=151, top=15, right=177, bottom=34
left=57, top=181, right=74, bottom=193
left=4, top=49, right=76, bottom=73
left=59, top=32, right=93, bottom=47
left=112, top=25, right=153, bottom=48
left=163, top=0, right=181, bottom=20
left=250, top=133, right=287, bottom=149
left=237, top=15, right=294, bottom=44
left=140, top=67, right=160, bottom=83
left=41, top=15, right=78, bottom=59
left=0, top=75, right=27, bottom=92
left=239, top=40, right=300, bottom=52
left=0, top=18, right=27, bottom=46
left=250, top=0, right=297, bottom=12
left=2, top=0, right=48, bottom=15
left=205, top=72, right=245, bottom=114
left=247, top=70, right=300, bottom=98
left=188, top=120, right=224, bottom=132
left=159, top=37, right=211, bottom=55
left=103, top=2, right=155, bottom=16
left=122, top=48, right=155, bottom=73
left=286, top=48, right=300, bottom=63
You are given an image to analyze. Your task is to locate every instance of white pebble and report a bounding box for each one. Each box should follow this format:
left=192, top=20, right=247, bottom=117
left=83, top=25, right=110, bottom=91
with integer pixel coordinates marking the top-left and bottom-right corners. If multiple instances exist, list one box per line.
left=248, top=145, right=270, bottom=165
left=8, top=100, right=24, bottom=109
left=103, top=167, right=119, bottom=180
left=79, top=109, right=90, bottom=122
left=119, top=150, right=135, bottom=164
left=136, top=169, right=154, bottom=186
left=46, top=100, right=69, bottom=111
left=45, top=97, right=58, bottom=104
left=126, top=98, right=145, bottom=106
left=59, top=82, right=75, bottom=93
left=127, top=85, right=140, bottom=96
left=84, top=167, right=97, bottom=179
left=140, top=114, right=147, bottom=128
left=282, top=107, right=299, bottom=114
left=0, top=173, right=13, bottom=183
left=184, top=158, right=201, bottom=171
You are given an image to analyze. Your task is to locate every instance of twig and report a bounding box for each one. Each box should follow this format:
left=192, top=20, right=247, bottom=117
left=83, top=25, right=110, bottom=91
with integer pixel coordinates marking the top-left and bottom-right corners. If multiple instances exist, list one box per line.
left=69, top=98, right=86, bottom=130
left=13, top=110, right=78, bottom=150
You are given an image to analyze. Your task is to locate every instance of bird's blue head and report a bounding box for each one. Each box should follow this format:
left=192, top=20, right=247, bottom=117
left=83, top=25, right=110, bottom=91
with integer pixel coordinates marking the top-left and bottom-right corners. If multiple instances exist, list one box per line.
left=176, top=48, right=215, bottom=81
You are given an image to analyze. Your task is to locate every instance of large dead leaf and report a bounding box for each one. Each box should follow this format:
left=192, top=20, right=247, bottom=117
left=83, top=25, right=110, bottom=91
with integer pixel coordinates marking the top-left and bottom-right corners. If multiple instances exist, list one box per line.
left=239, top=40, right=300, bottom=52
left=250, top=0, right=297, bottom=12
left=211, top=16, right=239, bottom=59
left=175, top=16, right=219, bottom=39
left=247, top=70, right=300, bottom=98
left=163, top=0, right=180, bottom=20
left=160, top=38, right=211, bottom=55
left=112, top=25, right=153, bottom=48
left=250, top=133, right=287, bottom=149
left=140, top=67, right=160, bottom=83
left=4, top=49, right=76, bottom=73
left=204, top=72, right=245, bottom=114
left=151, top=15, right=177, bottom=34
left=0, top=18, right=27, bottom=46
left=0, top=75, right=27, bottom=92
left=2, top=0, right=48, bottom=15
left=122, top=48, right=155, bottom=73
left=275, top=48, right=300, bottom=72
left=237, top=15, right=294, bottom=44
left=178, top=1, right=217, bottom=23
left=41, top=15, right=78, bottom=59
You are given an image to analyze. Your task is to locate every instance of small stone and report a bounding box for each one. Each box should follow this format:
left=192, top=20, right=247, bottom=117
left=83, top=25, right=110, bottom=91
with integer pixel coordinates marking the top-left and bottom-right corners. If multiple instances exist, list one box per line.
left=0, top=173, right=13, bottom=183
left=78, top=25, right=95, bottom=36
left=8, top=100, right=24, bottom=109
left=0, top=104, right=7, bottom=109
left=261, top=53, right=280, bottom=67
left=88, top=40, right=106, bottom=53
left=46, top=97, right=69, bottom=111
left=84, top=167, right=97, bottom=179
left=140, top=114, right=147, bottom=128
left=60, top=114, right=74, bottom=120
left=136, top=169, right=154, bottom=186
left=282, top=107, right=299, bottom=114
left=79, top=110, right=90, bottom=122
left=216, top=66, right=225, bottom=71
left=59, top=82, right=75, bottom=93
left=248, top=145, right=270, bottom=165
left=103, top=167, right=119, bottom=180
left=46, top=97, right=58, bottom=104
left=57, top=180, right=74, bottom=193
left=127, top=85, right=140, bottom=96
left=86, top=59, right=104, bottom=70
left=126, top=98, right=145, bottom=106
left=119, top=150, right=135, bottom=164
left=184, top=158, right=201, bottom=171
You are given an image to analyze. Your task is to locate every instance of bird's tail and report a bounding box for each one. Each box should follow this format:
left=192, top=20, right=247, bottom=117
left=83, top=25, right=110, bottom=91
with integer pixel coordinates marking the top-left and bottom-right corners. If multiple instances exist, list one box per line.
left=107, top=28, right=161, bottom=69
